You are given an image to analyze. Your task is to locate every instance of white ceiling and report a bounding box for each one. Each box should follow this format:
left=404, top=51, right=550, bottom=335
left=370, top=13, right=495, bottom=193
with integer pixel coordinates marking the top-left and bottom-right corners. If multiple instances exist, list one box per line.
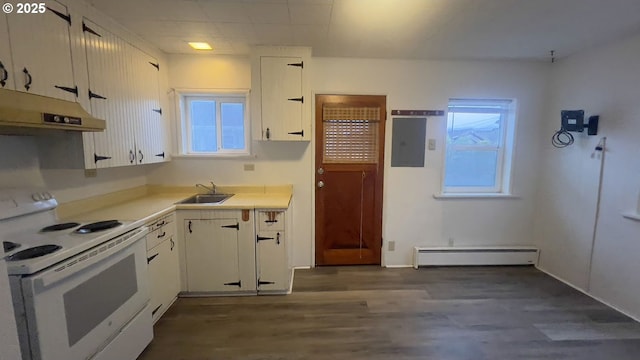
left=86, top=0, right=640, bottom=61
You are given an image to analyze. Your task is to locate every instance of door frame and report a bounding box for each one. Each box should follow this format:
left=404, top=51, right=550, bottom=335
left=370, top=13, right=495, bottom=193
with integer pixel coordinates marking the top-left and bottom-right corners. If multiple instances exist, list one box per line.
left=313, top=94, right=386, bottom=266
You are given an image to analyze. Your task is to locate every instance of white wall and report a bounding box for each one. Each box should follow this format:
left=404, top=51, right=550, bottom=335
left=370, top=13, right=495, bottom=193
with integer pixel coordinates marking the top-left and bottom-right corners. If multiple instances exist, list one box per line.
left=147, top=54, right=314, bottom=267
left=150, top=55, right=549, bottom=267
left=534, top=31, right=640, bottom=319
left=314, top=58, right=549, bottom=266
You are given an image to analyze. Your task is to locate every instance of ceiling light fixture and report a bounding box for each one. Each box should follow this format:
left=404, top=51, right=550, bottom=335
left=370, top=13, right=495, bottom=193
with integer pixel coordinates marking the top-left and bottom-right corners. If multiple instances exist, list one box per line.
left=188, top=42, right=213, bottom=50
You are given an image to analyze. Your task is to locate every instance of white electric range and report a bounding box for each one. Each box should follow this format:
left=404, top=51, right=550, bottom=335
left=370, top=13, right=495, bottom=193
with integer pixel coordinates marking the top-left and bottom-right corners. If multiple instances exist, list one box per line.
left=0, top=188, right=153, bottom=360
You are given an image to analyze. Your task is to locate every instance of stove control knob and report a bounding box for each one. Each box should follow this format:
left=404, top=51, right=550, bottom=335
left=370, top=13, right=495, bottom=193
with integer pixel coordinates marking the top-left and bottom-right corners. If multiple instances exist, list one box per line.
left=32, top=193, right=42, bottom=201
left=53, top=115, right=62, bottom=123
left=42, top=192, right=52, bottom=200
left=63, top=117, right=70, bottom=123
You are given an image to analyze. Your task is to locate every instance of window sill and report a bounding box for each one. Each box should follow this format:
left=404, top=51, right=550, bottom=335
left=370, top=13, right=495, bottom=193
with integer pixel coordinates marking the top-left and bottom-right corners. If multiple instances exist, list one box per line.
left=172, top=153, right=256, bottom=160
left=622, top=213, right=640, bottom=222
left=433, top=193, right=520, bottom=200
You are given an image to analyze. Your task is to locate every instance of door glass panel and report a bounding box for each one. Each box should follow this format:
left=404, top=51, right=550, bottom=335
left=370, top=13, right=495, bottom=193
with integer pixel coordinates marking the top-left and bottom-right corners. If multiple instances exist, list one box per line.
left=63, top=255, right=138, bottom=346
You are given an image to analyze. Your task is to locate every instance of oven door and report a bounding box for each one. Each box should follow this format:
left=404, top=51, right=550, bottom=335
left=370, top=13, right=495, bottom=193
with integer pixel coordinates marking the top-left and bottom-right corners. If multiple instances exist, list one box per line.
left=20, top=227, right=150, bottom=360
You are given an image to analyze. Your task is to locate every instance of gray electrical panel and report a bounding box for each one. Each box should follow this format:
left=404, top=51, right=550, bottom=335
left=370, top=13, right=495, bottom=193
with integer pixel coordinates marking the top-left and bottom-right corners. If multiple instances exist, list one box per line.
left=391, top=117, right=426, bottom=167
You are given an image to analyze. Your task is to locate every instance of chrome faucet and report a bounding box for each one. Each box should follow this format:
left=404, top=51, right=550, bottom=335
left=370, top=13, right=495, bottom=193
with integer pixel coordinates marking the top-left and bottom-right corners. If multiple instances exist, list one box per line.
left=196, top=181, right=217, bottom=194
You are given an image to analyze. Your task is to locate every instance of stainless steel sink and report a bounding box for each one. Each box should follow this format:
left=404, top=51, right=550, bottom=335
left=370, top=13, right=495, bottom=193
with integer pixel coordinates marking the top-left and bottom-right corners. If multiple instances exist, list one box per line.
left=178, top=194, right=233, bottom=204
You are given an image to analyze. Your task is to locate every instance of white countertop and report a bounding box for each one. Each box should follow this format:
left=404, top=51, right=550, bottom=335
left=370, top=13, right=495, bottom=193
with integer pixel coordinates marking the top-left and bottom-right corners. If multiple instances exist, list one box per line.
left=62, top=190, right=292, bottom=224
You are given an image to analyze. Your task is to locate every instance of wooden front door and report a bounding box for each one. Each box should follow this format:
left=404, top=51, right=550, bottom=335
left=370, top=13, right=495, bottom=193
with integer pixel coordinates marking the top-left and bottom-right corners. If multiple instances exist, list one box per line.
left=315, top=95, right=386, bottom=265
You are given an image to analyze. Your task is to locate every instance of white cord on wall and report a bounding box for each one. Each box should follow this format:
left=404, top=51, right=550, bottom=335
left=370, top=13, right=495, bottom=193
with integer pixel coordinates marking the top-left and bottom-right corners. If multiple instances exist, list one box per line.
left=586, top=136, right=606, bottom=292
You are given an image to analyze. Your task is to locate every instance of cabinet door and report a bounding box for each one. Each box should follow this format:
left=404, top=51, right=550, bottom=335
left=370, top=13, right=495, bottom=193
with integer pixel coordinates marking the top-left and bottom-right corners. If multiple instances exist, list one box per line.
left=83, top=20, right=136, bottom=168
left=131, top=49, right=165, bottom=164
left=256, top=231, right=288, bottom=292
left=147, top=237, right=180, bottom=323
left=164, top=236, right=181, bottom=308
left=147, top=239, right=168, bottom=322
left=0, top=14, right=14, bottom=90
left=260, top=56, right=304, bottom=140
left=185, top=219, right=243, bottom=292
left=7, top=1, right=76, bottom=101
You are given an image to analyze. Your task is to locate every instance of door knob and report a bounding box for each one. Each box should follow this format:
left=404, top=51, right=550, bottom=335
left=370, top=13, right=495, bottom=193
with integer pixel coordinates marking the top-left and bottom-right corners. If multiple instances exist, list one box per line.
left=317, top=181, right=324, bottom=188
left=317, top=167, right=324, bottom=175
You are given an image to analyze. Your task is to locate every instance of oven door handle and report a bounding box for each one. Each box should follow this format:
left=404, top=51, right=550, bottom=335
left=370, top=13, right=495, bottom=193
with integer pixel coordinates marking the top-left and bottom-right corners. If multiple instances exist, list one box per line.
left=34, top=226, right=149, bottom=289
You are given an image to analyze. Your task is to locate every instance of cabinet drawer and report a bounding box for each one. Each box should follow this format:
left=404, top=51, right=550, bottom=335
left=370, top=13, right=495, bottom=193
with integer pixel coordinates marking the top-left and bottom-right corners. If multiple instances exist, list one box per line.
left=146, top=227, right=170, bottom=250
left=146, top=214, right=175, bottom=250
left=148, top=214, right=174, bottom=232
left=257, top=210, right=285, bottom=231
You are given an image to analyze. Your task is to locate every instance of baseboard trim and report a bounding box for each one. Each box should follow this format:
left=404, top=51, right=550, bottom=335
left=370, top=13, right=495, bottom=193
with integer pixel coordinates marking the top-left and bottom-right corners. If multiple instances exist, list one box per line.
left=535, top=265, right=640, bottom=323
left=385, top=265, right=414, bottom=268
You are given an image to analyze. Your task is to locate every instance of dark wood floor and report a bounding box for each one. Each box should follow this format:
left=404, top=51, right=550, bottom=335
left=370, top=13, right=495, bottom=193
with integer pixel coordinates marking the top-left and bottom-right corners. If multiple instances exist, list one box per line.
left=139, top=266, right=640, bottom=360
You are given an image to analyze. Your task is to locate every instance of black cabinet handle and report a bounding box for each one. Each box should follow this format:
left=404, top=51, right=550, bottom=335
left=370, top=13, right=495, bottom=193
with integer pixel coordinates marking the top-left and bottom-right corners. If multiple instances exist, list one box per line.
left=153, top=108, right=162, bottom=115
left=0, top=61, right=7, bottom=87
left=94, top=154, right=111, bottom=163
left=170, top=238, right=175, bottom=251
left=157, top=231, right=166, bottom=239
left=155, top=152, right=165, bottom=158
left=221, top=223, right=239, bottom=230
left=258, top=279, right=275, bottom=286
left=156, top=220, right=165, bottom=227
left=287, top=62, right=303, bottom=68
left=147, top=253, right=159, bottom=264
left=257, top=235, right=274, bottom=242
left=188, top=221, right=192, bottom=233
left=288, top=130, right=304, bottom=137
left=23, top=68, right=32, bottom=91
left=129, top=150, right=135, bottom=164
left=287, top=96, right=304, bottom=103
left=265, top=127, right=271, bottom=140
left=138, top=150, right=144, bottom=163
left=88, top=89, right=107, bottom=100
left=277, top=232, right=281, bottom=245
left=264, top=220, right=278, bottom=224
left=82, top=21, right=101, bottom=37
left=151, top=304, right=163, bottom=316
left=47, top=6, right=71, bottom=25
left=224, top=281, right=242, bottom=288
left=55, top=85, right=78, bottom=97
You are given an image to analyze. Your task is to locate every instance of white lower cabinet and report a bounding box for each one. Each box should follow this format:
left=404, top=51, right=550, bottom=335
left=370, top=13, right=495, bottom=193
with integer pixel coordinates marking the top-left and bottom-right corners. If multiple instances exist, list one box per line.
left=184, top=219, right=245, bottom=293
left=256, top=209, right=289, bottom=293
left=146, top=213, right=180, bottom=323
left=256, top=230, right=287, bottom=292
left=180, top=209, right=290, bottom=295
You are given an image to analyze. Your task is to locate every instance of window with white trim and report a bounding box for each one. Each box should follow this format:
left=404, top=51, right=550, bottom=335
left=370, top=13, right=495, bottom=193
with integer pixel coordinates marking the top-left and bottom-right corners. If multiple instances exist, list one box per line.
left=443, top=99, right=515, bottom=194
left=178, top=91, right=249, bottom=156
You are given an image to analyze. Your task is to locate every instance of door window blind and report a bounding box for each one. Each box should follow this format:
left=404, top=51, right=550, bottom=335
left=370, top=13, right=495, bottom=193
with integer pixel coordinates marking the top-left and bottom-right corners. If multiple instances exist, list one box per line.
left=322, top=107, right=380, bottom=164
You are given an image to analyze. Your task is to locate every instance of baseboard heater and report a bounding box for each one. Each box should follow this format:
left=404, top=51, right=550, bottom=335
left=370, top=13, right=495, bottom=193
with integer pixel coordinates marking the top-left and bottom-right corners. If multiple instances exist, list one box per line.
left=413, top=246, right=538, bottom=269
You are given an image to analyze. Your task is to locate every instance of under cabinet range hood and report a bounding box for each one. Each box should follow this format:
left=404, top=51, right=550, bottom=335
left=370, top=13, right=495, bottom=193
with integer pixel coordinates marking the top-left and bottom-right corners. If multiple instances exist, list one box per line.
left=0, top=89, right=105, bottom=132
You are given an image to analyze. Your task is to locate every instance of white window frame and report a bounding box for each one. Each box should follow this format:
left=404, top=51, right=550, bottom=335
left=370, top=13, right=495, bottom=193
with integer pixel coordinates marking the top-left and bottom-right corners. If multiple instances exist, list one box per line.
left=442, top=98, right=516, bottom=195
left=176, top=89, right=250, bottom=157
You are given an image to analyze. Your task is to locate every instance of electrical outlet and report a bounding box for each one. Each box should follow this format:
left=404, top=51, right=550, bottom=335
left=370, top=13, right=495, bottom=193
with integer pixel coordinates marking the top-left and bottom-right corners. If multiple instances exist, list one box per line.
left=388, top=240, right=396, bottom=251
left=244, top=163, right=255, bottom=171
left=84, top=169, right=97, bottom=178
left=428, top=139, right=436, bottom=151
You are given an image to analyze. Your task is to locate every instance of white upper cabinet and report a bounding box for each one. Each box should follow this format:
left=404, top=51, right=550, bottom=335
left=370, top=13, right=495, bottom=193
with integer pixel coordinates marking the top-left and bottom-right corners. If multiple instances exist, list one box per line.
left=82, top=19, right=167, bottom=169
left=261, top=56, right=304, bottom=140
left=132, top=50, right=166, bottom=164
left=251, top=47, right=311, bottom=141
left=6, top=1, right=76, bottom=101
left=83, top=19, right=135, bottom=168
left=0, top=15, right=14, bottom=90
